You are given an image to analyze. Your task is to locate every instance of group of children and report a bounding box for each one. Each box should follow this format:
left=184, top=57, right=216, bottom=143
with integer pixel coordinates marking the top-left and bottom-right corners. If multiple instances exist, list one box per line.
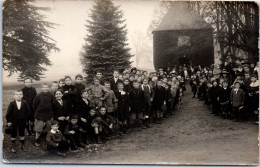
left=189, top=61, right=259, bottom=124
left=6, top=68, right=186, bottom=156
left=5, top=61, right=259, bottom=156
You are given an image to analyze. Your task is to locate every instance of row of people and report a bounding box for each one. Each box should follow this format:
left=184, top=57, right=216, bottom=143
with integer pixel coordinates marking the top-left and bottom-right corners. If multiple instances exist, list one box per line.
left=5, top=68, right=185, bottom=155
left=190, top=63, right=259, bottom=123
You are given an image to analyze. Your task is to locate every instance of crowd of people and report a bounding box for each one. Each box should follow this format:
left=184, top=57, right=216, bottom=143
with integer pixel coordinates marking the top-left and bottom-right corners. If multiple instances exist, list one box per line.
left=5, top=60, right=259, bottom=156
left=189, top=61, right=259, bottom=124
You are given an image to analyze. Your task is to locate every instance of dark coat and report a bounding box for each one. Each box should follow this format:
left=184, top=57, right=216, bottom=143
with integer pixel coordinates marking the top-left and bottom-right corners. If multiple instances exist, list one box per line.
left=53, top=99, right=71, bottom=120
left=209, top=86, right=221, bottom=102
left=230, top=88, right=244, bottom=107
left=129, top=88, right=144, bottom=113
left=6, top=100, right=31, bottom=122
left=115, top=90, right=130, bottom=121
left=74, top=83, right=86, bottom=104
left=109, top=78, right=123, bottom=92
left=76, top=98, right=91, bottom=119
left=21, top=87, right=37, bottom=110
left=33, top=92, right=55, bottom=121
left=141, top=84, right=154, bottom=106
left=46, top=130, right=66, bottom=147
left=153, top=86, right=166, bottom=110
left=74, top=83, right=85, bottom=96
left=219, top=87, right=231, bottom=103
left=61, top=85, right=77, bottom=106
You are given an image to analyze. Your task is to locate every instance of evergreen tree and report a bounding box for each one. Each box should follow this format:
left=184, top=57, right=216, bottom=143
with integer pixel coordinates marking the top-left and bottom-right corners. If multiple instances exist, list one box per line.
left=3, top=0, right=59, bottom=81
left=81, top=0, right=132, bottom=81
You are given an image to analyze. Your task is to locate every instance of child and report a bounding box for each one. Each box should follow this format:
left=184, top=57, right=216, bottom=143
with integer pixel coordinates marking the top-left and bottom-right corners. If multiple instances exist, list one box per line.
left=62, top=76, right=77, bottom=107
left=209, top=80, right=221, bottom=116
left=205, top=82, right=212, bottom=108
left=190, top=80, right=197, bottom=98
left=53, top=90, right=70, bottom=133
left=163, top=84, right=171, bottom=118
left=115, top=82, right=130, bottom=133
left=248, top=75, right=259, bottom=124
left=33, top=83, right=55, bottom=147
left=86, top=109, right=102, bottom=144
left=141, top=77, right=154, bottom=128
left=96, top=107, right=116, bottom=139
left=76, top=89, right=91, bottom=145
left=129, top=81, right=145, bottom=128
left=46, top=120, right=69, bottom=156
left=110, top=70, right=122, bottom=92
left=86, top=77, right=109, bottom=108
left=103, top=82, right=117, bottom=116
left=169, top=82, right=180, bottom=114
left=21, top=77, right=37, bottom=136
left=50, top=81, right=59, bottom=94
left=153, top=80, right=166, bottom=124
left=74, top=74, right=86, bottom=102
left=58, top=79, right=65, bottom=89
left=219, top=81, right=231, bottom=119
left=123, top=78, right=132, bottom=93
left=230, top=82, right=245, bottom=122
left=96, top=71, right=105, bottom=85
left=64, top=115, right=84, bottom=151
left=6, top=90, right=31, bottom=153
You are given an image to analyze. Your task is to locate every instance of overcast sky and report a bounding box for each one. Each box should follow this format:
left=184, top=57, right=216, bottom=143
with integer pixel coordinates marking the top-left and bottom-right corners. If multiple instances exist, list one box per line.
left=3, top=0, right=160, bottom=83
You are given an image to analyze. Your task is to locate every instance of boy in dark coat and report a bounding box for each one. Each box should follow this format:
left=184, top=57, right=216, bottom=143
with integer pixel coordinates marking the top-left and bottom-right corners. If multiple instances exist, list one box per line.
left=46, top=120, right=69, bottom=156
left=6, top=90, right=31, bottom=153
left=141, top=77, right=154, bottom=128
left=129, top=80, right=145, bottom=128
left=210, top=80, right=221, bottom=116
left=64, top=115, right=84, bottom=151
left=96, top=106, right=116, bottom=139
left=230, top=82, right=245, bottom=122
left=219, top=81, right=231, bottom=119
left=76, top=89, right=91, bottom=145
left=190, top=80, right=197, bottom=98
left=109, top=70, right=123, bottom=92
left=53, top=90, right=71, bottom=133
left=115, top=82, right=130, bottom=133
left=74, top=74, right=86, bottom=104
left=33, top=83, right=55, bottom=147
left=21, top=77, right=37, bottom=135
left=153, top=80, right=166, bottom=124
left=62, top=76, right=78, bottom=108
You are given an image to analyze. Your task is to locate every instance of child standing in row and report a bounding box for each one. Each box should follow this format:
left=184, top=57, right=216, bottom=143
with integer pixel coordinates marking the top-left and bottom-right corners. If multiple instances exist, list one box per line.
left=6, top=90, right=31, bottom=152
left=21, top=77, right=37, bottom=135
left=33, top=83, right=55, bottom=147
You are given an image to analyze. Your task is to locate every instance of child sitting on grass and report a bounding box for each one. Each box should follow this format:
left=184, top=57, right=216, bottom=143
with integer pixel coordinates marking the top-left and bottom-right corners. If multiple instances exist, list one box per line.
left=46, top=120, right=69, bottom=156
left=6, top=90, right=31, bottom=153
left=64, top=114, right=84, bottom=151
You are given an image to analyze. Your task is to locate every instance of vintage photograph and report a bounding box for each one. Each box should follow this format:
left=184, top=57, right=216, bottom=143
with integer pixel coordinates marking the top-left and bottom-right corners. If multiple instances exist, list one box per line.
left=2, top=0, right=259, bottom=165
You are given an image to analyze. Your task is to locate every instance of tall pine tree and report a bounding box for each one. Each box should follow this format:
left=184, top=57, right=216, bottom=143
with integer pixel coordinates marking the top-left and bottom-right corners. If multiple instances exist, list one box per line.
left=3, top=0, right=59, bottom=81
left=81, top=0, right=132, bottom=81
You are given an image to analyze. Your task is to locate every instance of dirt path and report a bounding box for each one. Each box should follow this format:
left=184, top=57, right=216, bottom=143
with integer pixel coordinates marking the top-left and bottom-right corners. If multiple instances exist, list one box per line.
left=3, top=88, right=258, bottom=165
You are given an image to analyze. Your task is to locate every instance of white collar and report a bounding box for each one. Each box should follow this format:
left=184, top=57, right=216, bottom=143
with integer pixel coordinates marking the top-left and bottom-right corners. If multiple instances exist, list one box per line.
left=50, top=129, right=59, bottom=134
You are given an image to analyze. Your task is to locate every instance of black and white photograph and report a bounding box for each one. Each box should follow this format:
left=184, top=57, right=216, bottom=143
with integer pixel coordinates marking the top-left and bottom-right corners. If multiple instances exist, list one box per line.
left=2, top=0, right=259, bottom=165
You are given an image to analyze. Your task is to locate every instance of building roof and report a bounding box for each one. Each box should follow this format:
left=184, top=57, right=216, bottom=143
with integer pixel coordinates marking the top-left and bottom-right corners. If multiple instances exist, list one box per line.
left=153, top=2, right=210, bottom=32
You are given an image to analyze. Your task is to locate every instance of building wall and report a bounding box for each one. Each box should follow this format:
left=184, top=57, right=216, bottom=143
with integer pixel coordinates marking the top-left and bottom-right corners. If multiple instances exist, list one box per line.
left=153, top=29, right=214, bottom=70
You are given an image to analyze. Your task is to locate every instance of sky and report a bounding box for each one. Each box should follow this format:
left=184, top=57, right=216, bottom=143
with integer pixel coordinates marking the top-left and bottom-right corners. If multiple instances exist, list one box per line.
left=3, top=0, right=160, bottom=83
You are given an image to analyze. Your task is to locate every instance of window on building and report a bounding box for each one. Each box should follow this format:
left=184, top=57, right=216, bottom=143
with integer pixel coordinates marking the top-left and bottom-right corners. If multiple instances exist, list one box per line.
left=178, top=36, right=191, bottom=47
